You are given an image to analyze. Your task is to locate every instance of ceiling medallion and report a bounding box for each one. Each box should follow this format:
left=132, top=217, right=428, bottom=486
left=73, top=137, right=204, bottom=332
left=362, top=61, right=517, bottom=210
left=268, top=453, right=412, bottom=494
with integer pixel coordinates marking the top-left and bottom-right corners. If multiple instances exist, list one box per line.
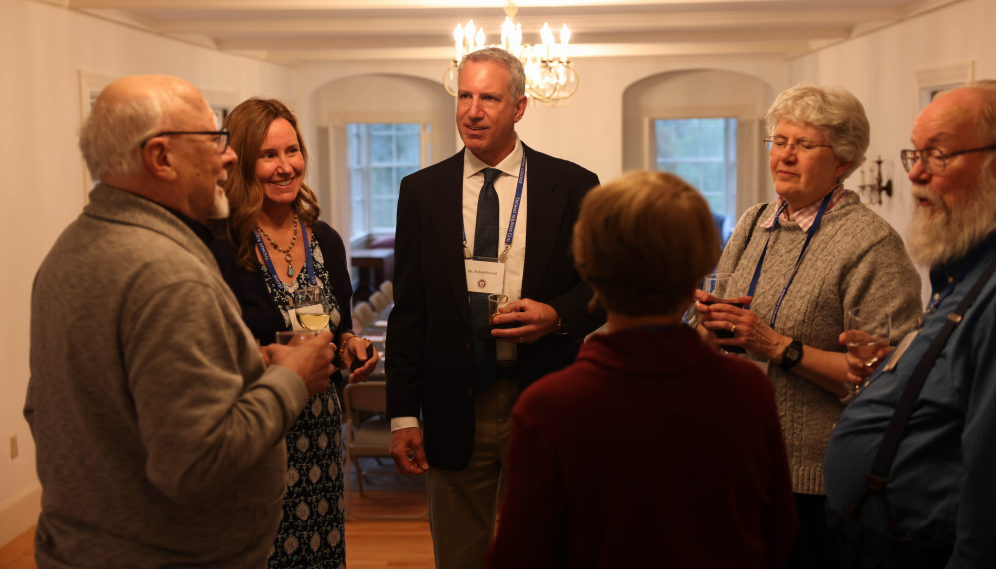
left=443, top=1, right=579, bottom=107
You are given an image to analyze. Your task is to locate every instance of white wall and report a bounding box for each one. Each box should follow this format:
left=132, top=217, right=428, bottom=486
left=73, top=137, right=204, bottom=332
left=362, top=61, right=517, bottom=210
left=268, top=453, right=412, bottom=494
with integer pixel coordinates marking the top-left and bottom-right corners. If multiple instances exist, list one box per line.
left=0, top=0, right=295, bottom=547
left=297, top=57, right=789, bottom=188
left=788, top=0, right=996, bottom=304
left=622, top=69, right=776, bottom=220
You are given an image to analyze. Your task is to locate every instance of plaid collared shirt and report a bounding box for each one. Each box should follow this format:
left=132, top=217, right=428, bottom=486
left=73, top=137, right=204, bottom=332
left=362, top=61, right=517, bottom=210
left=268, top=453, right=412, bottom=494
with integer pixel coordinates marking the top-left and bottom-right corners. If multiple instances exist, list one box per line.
left=761, top=186, right=847, bottom=230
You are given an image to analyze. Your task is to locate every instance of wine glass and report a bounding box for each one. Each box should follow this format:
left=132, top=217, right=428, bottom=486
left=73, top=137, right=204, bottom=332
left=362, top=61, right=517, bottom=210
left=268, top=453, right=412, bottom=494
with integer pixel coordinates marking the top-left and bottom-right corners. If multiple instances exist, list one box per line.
left=843, top=307, right=891, bottom=394
left=294, top=286, right=331, bottom=331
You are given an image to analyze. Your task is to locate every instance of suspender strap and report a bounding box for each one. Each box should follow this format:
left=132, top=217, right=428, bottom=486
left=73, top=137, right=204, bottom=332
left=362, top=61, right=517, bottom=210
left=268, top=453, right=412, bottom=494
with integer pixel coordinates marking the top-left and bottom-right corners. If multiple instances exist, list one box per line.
left=848, top=252, right=996, bottom=537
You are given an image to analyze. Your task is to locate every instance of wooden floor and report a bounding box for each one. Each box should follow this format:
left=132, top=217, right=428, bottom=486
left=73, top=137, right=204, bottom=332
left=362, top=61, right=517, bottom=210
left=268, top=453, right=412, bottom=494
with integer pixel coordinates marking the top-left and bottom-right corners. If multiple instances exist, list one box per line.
left=0, top=491, right=434, bottom=569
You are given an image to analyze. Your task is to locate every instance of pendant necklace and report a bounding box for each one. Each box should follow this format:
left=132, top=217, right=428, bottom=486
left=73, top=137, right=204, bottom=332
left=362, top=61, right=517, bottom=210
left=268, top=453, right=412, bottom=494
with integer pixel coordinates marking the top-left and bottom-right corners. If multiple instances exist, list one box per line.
left=256, top=215, right=299, bottom=277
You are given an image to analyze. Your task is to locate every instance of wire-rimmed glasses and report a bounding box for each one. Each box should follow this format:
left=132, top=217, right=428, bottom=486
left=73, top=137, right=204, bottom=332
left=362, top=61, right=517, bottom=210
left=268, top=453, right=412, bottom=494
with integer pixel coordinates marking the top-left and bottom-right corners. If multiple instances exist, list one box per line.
left=764, top=136, right=833, bottom=153
left=140, top=128, right=230, bottom=152
left=900, top=144, right=996, bottom=174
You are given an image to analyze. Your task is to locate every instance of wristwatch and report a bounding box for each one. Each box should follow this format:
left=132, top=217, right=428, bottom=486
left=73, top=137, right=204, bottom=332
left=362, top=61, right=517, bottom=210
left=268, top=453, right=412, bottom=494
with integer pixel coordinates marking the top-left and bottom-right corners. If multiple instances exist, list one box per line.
left=780, top=338, right=804, bottom=371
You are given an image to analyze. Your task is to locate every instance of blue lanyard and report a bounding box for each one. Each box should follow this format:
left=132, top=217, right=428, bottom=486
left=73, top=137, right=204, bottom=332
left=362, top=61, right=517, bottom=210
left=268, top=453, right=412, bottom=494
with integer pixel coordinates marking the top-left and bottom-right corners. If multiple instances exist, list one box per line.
left=463, top=152, right=527, bottom=261
left=252, top=217, right=317, bottom=293
left=746, top=190, right=834, bottom=328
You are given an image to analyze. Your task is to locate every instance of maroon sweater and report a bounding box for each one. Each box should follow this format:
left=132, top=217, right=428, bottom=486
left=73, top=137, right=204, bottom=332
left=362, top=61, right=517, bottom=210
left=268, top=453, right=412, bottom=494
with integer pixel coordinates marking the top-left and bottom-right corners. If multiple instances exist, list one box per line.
left=486, top=325, right=797, bottom=568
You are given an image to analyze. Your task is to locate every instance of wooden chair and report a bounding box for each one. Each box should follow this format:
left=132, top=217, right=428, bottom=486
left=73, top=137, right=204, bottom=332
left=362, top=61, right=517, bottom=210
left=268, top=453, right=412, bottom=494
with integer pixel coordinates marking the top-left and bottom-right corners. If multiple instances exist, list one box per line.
left=342, top=382, right=427, bottom=520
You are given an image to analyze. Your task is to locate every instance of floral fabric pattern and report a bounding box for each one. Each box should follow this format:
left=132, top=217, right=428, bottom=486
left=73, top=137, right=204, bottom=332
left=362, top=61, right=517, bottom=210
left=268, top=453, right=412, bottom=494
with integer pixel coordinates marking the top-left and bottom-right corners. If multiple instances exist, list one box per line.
left=259, top=231, right=346, bottom=568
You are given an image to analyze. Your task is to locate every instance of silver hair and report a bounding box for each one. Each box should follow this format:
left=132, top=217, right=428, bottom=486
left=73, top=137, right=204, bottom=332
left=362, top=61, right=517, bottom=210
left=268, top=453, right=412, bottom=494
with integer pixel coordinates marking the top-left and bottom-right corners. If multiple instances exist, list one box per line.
left=79, top=94, right=162, bottom=182
left=457, top=47, right=526, bottom=101
left=765, top=83, right=870, bottom=183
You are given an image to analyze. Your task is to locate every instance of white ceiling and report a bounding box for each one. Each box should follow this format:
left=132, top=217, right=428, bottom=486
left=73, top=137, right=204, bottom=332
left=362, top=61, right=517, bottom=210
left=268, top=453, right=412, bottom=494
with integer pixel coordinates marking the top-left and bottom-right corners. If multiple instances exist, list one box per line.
left=62, top=0, right=963, bottom=65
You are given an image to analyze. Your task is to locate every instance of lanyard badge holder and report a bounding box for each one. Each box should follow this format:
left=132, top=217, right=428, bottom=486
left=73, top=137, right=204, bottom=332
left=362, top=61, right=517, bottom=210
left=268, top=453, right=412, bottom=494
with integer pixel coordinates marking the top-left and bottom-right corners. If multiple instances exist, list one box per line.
left=253, top=219, right=337, bottom=333
left=464, top=154, right=525, bottom=340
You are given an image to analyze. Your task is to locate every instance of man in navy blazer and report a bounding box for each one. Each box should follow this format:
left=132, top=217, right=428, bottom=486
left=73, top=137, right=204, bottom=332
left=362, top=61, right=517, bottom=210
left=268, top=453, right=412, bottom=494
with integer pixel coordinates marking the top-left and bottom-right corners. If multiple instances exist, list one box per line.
left=386, top=47, right=602, bottom=567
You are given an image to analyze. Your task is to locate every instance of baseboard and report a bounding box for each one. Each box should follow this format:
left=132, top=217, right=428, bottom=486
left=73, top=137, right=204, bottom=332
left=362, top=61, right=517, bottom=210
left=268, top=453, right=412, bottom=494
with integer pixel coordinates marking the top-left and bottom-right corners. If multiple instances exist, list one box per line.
left=0, top=483, right=41, bottom=549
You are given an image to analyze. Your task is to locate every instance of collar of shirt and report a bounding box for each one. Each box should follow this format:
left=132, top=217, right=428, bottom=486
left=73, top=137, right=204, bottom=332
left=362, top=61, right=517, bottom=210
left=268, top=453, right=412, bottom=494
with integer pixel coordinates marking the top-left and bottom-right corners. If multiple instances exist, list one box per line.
left=463, top=137, right=524, bottom=180
left=131, top=193, right=214, bottom=247
left=760, top=185, right=846, bottom=231
left=928, top=229, right=996, bottom=301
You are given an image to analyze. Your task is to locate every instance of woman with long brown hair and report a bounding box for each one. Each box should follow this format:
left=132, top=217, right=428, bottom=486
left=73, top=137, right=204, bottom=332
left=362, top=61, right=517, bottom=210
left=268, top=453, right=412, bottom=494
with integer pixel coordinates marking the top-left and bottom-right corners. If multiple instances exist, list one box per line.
left=212, top=97, right=378, bottom=568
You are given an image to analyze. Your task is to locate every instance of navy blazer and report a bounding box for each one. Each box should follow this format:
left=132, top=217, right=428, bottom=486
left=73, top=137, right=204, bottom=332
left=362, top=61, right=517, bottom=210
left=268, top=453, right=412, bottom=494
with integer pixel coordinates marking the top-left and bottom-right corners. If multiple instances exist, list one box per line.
left=386, top=144, right=603, bottom=471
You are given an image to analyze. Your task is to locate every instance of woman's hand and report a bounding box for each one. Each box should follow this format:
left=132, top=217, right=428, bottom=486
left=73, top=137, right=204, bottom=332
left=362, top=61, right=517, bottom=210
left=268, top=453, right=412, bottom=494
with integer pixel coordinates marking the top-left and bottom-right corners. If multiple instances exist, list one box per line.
left=697, top=295, right=791, bottom=360
left=340, top=334, right=380, bottom=383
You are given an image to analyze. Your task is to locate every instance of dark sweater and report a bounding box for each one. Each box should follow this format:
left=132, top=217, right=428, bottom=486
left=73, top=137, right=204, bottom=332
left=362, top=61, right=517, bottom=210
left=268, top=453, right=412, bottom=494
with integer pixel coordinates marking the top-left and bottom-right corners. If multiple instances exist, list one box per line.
left=486, top=325, right=798, bottom=568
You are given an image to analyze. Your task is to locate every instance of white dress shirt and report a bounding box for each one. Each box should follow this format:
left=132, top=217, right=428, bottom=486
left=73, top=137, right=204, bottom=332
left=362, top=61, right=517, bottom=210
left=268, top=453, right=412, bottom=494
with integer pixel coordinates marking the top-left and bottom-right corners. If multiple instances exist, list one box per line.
left=391, top=139, right=529, bottom=432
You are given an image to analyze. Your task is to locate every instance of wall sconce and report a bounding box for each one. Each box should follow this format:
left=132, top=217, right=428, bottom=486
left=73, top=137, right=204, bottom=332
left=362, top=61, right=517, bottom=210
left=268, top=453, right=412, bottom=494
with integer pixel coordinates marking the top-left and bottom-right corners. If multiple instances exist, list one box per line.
left=859, top=156, right=893, bottom=205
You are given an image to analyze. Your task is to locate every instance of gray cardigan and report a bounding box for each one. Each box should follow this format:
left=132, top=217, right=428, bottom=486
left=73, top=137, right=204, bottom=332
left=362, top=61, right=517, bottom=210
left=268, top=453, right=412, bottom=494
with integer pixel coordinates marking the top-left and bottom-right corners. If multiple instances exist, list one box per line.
left=25, top=185, right=308, bottom=568
left=718, top=191, right=922, bottom=495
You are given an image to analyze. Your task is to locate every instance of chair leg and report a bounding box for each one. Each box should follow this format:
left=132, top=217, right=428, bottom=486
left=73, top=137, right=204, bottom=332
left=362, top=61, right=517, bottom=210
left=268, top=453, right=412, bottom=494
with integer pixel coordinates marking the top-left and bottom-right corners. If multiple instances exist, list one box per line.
left=354, top=456, right=364, bottom=497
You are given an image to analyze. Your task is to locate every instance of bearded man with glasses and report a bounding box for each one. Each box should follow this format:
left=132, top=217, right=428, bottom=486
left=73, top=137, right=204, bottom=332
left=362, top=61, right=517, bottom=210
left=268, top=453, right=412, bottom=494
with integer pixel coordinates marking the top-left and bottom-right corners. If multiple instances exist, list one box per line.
left=825, top=81, right=996, bottom=568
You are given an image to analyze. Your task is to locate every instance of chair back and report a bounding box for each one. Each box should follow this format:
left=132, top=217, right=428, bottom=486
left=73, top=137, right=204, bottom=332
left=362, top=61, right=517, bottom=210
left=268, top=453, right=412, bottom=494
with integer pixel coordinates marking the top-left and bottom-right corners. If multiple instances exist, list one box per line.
left=369, top=291, right=389, bottom=312
left=343, top=382, right=386, bottom=430
left=353, top=301, right=376, bottom=328
left=379, top=280, right=394, bottom=303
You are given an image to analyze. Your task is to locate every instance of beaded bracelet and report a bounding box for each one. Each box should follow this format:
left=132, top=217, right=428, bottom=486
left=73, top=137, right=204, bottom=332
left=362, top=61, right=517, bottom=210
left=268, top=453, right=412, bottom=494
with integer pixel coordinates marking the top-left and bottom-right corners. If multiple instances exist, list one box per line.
left=335, top=335, right=354, bottom=369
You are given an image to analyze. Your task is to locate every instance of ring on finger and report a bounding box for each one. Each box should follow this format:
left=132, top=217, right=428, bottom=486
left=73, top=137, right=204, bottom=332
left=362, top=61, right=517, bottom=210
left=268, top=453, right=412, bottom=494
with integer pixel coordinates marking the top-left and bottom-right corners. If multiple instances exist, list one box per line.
left=730, top=324, right=737, bottom=334
left=519, top=336, right=525, bottom=343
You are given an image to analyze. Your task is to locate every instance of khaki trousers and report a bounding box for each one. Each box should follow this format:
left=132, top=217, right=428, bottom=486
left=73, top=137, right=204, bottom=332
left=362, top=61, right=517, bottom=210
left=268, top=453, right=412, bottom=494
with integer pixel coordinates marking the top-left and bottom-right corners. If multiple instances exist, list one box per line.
left=425, top=378, right=519, bottom=569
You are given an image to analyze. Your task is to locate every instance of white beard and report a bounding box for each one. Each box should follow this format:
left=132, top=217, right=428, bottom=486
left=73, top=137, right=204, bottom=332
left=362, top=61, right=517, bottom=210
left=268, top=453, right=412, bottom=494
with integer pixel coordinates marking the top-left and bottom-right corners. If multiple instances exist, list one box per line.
left=907, top=166, right=996, bottom=268
left=208, top=185, right=230, bottom=219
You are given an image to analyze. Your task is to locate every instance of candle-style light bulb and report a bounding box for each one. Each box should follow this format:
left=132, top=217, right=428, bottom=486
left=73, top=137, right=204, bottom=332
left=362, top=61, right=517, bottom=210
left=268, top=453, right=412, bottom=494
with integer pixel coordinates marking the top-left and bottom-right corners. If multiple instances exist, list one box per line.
left=541, top=22, right=553, bottom=60
left=514, top=23, right=523, bottom=55
left=454, top=24, right=464, bottom=60
left=466, top=21, right=475, bottom=52
left=560, top=24, right=571, bottom=62
left=475, top=28, right=485, bottom=50
left=501, top=16, right=514, bottom=51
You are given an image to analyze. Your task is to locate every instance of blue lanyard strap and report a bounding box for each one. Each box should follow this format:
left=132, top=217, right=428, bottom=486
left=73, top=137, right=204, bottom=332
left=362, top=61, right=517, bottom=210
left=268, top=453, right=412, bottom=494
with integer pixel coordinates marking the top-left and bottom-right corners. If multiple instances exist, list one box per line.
left=746, top=190, right=834, bottom=328
left=253, top=217, right=316, bottom=292
left=462, top=152, right=527, bottom=260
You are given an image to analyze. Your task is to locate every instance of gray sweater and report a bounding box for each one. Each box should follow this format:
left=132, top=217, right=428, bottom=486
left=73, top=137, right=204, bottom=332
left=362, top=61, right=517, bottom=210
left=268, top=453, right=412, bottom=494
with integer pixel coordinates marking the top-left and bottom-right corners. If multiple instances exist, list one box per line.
left=718, top=191, right=921, bottom=495
left=24, top=185, right=309, bottom=568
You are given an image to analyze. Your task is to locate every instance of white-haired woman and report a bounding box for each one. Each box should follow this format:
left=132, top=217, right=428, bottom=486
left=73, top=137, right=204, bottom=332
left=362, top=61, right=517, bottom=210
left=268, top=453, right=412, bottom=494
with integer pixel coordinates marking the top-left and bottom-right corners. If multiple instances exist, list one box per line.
left=697, top=83, right=922, bottom=568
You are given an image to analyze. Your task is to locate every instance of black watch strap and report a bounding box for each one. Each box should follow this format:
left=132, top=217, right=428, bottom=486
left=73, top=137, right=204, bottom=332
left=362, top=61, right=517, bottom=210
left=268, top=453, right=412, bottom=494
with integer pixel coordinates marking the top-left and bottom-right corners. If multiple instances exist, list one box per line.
left=780, top=338, right=804, bottom=371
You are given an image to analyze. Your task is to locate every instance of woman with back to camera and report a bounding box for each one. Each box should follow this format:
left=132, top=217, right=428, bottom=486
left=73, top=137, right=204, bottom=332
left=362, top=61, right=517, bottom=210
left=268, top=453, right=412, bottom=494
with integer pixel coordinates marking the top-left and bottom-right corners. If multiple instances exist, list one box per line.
left=486, top=170, right=798, bottom=568
left=211, top=98, right=379, bottom=568
left=697, top=84, right=922, bottom=568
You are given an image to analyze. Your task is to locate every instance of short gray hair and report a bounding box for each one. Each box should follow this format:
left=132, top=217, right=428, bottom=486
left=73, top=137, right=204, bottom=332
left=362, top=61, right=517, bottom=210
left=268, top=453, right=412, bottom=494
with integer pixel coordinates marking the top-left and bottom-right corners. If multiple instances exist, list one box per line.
left=766, top=83, right=870, bottom=183
left=457, top=47, right=526, bottom=101
left=79, top=94, right=162, bottom=181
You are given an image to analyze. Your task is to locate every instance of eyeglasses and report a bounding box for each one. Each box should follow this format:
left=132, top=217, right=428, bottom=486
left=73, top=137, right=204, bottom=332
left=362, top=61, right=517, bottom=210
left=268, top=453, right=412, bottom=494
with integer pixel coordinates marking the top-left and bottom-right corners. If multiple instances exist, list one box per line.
left=900, top=144, right=996, bottom=174
left=764, top=136, right=833, bottom=153
left=140, top=129, right=230, bottom=152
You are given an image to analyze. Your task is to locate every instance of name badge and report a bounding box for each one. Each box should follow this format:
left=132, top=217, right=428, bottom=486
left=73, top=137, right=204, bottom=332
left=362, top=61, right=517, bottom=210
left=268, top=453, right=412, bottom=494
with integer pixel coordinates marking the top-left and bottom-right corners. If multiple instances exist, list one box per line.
left=465, top=257, right=505, bottom=295
left=884, top=330, right=918, bottom=372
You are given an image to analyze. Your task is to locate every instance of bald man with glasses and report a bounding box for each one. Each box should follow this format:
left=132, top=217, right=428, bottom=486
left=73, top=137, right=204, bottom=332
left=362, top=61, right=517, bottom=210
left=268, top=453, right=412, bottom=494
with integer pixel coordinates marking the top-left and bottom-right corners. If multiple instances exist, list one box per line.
left=24, top=75, right=336, bottom=568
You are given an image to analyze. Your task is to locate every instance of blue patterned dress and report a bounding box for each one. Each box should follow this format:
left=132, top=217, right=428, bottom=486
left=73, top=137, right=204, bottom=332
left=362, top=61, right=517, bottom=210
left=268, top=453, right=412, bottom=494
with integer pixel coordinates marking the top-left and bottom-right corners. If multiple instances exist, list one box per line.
left=259, top=231, right=346, bottom=569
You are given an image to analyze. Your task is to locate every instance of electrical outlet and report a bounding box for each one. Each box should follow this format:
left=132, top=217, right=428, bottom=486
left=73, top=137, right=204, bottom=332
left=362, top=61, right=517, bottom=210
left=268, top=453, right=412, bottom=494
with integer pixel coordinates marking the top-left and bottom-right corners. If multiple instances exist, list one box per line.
left=10, top=435, right=18, bottom=459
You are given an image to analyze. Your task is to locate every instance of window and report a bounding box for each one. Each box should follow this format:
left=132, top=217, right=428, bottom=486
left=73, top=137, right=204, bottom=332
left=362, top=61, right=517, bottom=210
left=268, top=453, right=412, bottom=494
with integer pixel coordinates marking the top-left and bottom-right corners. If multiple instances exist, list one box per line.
left=347, top=123, right=425, bottom=239
left=654, top=118, right=738, bottom=221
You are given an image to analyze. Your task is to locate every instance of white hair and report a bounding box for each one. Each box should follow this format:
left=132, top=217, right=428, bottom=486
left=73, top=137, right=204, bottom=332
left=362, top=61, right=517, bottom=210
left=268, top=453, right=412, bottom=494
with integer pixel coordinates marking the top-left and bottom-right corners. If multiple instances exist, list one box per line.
left=458, top=47, right=526, bottom=101
left=766, top=83, right=870, bottom=183
left=907, top=154, right=996, bottom=267
left=79, top=94, right=162, bottom=182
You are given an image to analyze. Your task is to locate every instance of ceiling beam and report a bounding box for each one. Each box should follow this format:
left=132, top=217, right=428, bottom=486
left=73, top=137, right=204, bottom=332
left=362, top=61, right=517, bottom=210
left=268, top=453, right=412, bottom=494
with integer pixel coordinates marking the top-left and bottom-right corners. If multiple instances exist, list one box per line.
left=259, top=40, right=811, bottom=63
left=152, top=8, right=900, bottom=36
left=70, top=0, right=802, bottom=10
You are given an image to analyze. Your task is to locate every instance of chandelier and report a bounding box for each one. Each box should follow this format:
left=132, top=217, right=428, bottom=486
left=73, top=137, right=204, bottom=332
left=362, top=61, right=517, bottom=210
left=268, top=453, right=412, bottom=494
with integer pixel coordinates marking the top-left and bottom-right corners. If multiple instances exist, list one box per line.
left=443, top=2, right=579, bottom=106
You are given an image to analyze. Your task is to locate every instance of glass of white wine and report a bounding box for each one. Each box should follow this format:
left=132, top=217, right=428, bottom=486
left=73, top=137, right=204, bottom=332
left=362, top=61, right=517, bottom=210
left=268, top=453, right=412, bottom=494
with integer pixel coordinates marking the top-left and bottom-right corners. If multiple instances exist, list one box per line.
left=843, top=307, right=891, bottom=394
left=294, top=286, right=331, bottom=331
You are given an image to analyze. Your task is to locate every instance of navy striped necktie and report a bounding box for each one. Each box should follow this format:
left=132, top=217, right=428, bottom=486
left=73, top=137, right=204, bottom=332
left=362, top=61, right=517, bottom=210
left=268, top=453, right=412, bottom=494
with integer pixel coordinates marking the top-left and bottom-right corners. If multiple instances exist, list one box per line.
left=470, top=167, right=501, bottom=392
